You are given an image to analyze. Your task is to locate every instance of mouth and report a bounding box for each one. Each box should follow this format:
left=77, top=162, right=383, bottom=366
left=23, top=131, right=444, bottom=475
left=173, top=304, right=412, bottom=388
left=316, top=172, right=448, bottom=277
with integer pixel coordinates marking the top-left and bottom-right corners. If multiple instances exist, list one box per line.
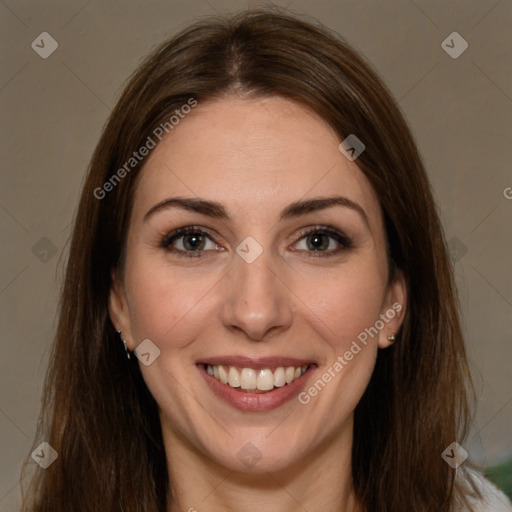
left=196, top=357, right=318, bottom=412
left=201, top=363, right=310, bottom=393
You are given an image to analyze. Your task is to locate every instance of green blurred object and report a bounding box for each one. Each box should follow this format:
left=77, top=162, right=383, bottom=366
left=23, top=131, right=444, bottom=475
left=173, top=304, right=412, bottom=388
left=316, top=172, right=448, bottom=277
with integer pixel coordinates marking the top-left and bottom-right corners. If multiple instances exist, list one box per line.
left=484, top=459, right=512, bottom=500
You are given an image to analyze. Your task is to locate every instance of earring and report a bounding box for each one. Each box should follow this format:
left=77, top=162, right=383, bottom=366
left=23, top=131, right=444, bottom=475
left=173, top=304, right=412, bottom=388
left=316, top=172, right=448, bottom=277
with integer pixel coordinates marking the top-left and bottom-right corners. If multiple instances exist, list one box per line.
left=117, top=330, right=131, bottom=359
left=387, top=333, right=396, bottom=342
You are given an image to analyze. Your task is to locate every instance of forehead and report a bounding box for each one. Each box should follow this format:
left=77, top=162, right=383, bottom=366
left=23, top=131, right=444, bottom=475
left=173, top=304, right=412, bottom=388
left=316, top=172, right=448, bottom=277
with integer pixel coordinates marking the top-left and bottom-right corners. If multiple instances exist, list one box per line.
left=132, top=96, right=382, bottom=227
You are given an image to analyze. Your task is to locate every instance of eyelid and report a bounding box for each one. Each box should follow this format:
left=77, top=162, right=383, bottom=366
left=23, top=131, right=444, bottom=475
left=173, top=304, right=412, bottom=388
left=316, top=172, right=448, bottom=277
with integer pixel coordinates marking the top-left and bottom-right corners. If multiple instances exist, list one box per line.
left=290, top=225, right=353, bottom=254
left=160, top=225, right=222, bottom=255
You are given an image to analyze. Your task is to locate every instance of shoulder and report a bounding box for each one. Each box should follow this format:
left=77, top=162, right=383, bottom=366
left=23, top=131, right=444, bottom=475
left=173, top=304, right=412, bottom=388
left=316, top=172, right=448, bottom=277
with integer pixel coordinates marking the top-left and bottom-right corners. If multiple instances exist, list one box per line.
left=457, top=467, right=512, bottom=512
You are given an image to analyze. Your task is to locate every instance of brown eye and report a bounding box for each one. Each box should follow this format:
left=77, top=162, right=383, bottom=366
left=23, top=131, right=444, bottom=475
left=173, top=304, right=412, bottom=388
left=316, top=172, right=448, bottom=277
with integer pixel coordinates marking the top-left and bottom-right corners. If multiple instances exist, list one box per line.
left=161, top=226, right=220, bottom=257
left=292, top=226, right=353, bottom=257
left=180, top=232, right=207, bottom=251
left=304, top=233, right=332, bottom=251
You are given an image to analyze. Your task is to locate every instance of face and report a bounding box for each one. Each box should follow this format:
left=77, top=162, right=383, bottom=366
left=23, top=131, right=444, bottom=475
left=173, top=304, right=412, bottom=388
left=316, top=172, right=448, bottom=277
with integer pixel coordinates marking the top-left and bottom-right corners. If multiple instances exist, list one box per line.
left=109, top=96, right=406, bottom=474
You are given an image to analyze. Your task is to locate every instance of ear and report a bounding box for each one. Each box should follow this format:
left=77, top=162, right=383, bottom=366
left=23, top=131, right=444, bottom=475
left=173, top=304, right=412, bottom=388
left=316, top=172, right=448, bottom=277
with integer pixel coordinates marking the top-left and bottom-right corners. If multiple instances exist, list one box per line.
left=108, top=268, right=134, bottom=351
left=377, top=268, right=407, bottom=349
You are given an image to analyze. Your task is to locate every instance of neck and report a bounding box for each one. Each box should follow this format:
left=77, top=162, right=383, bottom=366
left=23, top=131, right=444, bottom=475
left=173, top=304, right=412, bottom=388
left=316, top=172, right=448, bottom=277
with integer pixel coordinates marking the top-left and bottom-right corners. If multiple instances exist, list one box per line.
left=163, top=416, right=362, bottom=512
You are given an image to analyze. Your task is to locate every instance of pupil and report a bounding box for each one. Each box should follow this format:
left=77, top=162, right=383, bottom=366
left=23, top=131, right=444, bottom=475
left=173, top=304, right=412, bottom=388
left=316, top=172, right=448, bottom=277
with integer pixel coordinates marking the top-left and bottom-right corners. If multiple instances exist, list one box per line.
left=184, top=234, right=204, bottom=250
left=308, top=234, right=328, bottom=251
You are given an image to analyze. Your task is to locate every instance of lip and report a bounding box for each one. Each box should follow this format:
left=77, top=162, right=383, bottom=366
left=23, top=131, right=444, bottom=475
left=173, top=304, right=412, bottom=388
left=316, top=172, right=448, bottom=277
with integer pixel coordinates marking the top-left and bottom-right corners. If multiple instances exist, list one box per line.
left=198, top=355, right=316, bottom=371
left=197, top=361, right=318, bottom=412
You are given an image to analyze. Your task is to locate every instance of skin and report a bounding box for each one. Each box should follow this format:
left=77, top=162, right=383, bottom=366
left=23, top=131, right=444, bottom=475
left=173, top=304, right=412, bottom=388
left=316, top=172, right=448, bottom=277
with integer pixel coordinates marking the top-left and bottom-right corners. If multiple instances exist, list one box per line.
left=109, top=95, right=406, bottom=512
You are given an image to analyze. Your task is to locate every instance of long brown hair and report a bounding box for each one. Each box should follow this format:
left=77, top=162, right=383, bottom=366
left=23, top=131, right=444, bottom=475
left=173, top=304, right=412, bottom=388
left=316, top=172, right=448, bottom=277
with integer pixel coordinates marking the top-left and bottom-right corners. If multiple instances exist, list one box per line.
left=21, top=8, right=478, bottom=511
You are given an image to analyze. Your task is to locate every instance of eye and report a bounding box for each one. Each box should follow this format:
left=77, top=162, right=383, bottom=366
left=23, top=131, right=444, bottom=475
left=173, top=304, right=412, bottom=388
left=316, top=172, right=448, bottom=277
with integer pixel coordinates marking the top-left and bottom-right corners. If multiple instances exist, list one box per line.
left=161, top=225, right=353, bottom=259
left=292, top=226, right=353, bottom=257
left=161, top=226, right=222, bottom=258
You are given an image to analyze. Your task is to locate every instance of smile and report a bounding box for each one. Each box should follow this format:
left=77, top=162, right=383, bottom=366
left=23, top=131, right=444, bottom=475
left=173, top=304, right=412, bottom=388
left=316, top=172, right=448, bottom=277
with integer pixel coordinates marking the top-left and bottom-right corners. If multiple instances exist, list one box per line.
left=206, top=364, right=309, bottom=393
left=197, top=357, right=317, bottom=412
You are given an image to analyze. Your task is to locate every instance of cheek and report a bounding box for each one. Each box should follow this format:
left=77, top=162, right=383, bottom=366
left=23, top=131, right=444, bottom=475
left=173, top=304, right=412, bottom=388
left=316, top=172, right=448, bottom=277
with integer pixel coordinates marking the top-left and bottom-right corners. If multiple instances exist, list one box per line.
left=296, top=262, right=387, bottom=354
left=124, top=257, right=217, bottom=349
left=292, top=266, right=384, bottom=431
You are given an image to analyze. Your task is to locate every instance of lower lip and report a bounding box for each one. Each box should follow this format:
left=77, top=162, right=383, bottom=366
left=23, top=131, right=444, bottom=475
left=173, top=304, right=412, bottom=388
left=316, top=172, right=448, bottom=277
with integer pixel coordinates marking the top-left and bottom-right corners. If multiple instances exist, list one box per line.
left=197, top=364, right=317, bottom=412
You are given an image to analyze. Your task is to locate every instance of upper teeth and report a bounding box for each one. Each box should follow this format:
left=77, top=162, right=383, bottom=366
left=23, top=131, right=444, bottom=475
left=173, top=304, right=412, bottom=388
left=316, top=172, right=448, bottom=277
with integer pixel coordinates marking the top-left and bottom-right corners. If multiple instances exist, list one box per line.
left=206, top=364, right=308, bottom=391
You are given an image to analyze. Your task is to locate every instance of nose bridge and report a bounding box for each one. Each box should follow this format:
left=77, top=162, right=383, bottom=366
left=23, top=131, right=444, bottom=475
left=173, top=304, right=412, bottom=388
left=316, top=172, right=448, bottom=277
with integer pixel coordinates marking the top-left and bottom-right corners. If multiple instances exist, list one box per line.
left=237, top=250, right=277, bottom=302
left=220, top=244, right=293, bottom=340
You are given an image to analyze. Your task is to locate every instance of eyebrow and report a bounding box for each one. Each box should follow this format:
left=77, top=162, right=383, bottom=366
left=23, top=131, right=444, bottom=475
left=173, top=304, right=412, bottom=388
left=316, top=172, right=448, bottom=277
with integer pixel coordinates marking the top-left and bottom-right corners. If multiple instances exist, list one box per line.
left=143, top=195, right=370, bottom=228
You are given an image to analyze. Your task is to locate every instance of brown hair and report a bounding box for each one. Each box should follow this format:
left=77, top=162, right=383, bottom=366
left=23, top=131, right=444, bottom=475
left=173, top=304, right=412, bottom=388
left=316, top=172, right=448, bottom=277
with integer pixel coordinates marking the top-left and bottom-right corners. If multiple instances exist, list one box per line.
left=22, top=8, right=478, bottom=511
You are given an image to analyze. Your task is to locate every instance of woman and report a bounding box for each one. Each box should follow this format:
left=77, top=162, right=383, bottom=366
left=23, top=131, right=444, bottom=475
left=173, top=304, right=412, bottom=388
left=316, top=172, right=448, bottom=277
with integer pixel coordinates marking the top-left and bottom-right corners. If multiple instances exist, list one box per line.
left=21, top=8, right=512, bottom=512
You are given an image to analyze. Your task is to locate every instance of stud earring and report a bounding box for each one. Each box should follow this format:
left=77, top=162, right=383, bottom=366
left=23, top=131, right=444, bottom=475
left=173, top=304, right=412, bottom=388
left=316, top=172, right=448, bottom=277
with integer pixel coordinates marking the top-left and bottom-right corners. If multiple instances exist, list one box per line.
left=387, top=333, right=396, bottom=342
left=117, top=330, right=131, bottom=359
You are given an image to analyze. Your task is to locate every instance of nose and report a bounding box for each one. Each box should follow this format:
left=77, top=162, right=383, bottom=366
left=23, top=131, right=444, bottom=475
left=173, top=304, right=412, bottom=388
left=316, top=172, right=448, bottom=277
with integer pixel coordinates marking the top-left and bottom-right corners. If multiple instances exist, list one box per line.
left=220, top=248, right=293, bottom=341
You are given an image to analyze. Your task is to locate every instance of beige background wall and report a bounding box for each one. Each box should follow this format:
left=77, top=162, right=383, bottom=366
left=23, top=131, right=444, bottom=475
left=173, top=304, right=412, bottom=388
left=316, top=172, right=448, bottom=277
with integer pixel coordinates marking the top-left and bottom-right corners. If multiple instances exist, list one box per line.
left=1, top=0, right=510, bottom=509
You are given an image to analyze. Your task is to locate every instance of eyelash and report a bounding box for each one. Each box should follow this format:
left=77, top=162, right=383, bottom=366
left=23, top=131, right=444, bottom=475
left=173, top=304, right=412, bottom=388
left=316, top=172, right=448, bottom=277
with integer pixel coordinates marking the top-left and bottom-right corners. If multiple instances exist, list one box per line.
left=160, top=225, right=353, bottom=259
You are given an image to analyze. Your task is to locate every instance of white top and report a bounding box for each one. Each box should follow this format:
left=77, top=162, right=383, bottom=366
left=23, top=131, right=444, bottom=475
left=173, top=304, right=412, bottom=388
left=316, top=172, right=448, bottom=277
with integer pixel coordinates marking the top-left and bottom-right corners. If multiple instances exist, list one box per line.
left=460, top=469, right=512, bottom=511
